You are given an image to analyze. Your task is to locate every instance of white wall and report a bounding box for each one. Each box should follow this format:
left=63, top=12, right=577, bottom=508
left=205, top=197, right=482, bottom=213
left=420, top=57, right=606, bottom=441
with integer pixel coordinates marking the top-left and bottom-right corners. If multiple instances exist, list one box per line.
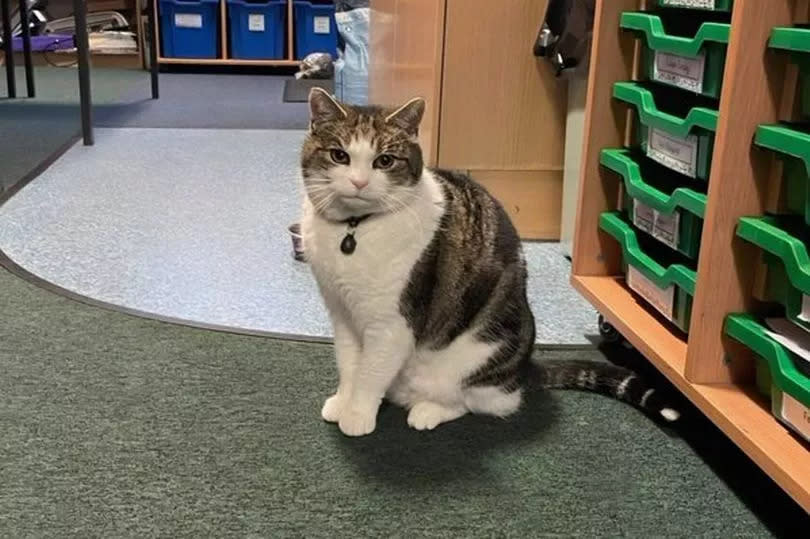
left=559, top=76, right=587, bottom=258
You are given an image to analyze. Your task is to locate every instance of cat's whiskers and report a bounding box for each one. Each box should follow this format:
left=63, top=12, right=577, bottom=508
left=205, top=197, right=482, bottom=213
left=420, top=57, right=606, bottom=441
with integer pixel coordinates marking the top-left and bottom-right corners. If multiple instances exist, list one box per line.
left=311, top=190, right=337, bottom=214
left=383, top=192, right=426, bottom=236
left=378, top=195, right=400, bottom=220
left=305, top=185, right=333, bottom=196
left=316, top=192, right=337, bottom=211
left=305, top=178, right=332, bottom=185
left=396, top=189, right=449, bottom=233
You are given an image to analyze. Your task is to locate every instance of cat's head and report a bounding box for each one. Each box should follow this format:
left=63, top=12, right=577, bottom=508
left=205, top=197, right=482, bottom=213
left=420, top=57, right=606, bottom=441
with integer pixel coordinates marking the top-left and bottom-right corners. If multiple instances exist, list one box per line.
left=301, top=88, right=425, bottom=220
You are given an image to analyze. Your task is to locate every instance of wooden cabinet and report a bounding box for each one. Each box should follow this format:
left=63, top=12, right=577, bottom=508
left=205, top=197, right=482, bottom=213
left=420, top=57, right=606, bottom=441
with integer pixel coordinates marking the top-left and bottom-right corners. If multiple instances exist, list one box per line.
left=572, top=0, right=810, bottom=513
left=370, top=0, right=567, bottom=239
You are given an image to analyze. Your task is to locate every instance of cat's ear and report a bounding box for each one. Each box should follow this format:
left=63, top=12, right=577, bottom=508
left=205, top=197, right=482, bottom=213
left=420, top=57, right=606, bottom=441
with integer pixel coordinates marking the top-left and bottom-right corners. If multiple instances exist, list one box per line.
left=309, top=88, right=347, bottom=123
left=385, top=97, right=425, bottom=135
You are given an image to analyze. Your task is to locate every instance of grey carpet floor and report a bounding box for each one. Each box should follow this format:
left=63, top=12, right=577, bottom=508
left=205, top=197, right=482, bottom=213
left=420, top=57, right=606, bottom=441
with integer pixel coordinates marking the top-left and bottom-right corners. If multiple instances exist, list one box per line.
left=94, top=73, right=310, bottom=130
left=1, top=266, right=806, bottom=537
left=283, top=78, right=335, bottom=102
left=1, top=66, right=148, bottom=104
left=0, top=67, right=308, bottom=192
left=0, top=127, right=595, bottom=345
left=0, top=67, right=147, bottom=192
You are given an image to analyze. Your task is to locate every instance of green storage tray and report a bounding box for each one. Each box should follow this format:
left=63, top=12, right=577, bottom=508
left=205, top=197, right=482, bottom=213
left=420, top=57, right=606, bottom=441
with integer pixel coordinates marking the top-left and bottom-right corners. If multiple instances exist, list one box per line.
left=755, top=123, right=810, bottom=224
left=600, top=211, right=697, bottom=332
left=756, top=356, right=773, bottom=399
left=736, top=216, right=810, bottom=333
left=725, top=314, right=810, bottom=442
left=769, top=26, right=810, bottom=117
left=601, top=148, right=707, bottom=258
left=620, top=12, right=730, bottom=98
left=613, top=82, right=719, bottom=180
left=656, top=0, right=732, bottom=11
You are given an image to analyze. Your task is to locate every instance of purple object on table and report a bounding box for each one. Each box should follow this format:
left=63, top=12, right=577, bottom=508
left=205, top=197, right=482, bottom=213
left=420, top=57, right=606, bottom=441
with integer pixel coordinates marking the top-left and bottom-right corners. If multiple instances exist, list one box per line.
left=12, top=34, right=74, bottom=53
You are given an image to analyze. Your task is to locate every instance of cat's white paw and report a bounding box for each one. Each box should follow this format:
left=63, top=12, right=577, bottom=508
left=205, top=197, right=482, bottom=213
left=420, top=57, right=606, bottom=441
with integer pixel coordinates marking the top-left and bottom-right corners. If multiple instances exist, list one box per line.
left=407, top=401, right=466, bottom=431
left=321, top=394, right=344, bottom=423
left=338, top=409, right=377, bottom=437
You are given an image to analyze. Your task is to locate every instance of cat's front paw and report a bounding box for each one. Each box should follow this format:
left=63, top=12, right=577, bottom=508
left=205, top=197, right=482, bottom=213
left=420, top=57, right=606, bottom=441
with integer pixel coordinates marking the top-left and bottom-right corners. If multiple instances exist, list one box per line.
left=321, top=394, right=344, bottom=423
left=407, top=401, right=466, bottom=431
left=338, top=408, right=377, bottom=437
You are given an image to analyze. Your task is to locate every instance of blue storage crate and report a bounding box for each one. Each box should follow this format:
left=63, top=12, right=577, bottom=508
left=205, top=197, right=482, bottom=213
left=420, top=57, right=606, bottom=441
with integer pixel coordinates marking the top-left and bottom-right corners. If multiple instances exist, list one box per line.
left=159, top=0, right=220, bottom=58
left=228, top=0, right=287, bottom=59
left=293, top=1, right=337, bottom=60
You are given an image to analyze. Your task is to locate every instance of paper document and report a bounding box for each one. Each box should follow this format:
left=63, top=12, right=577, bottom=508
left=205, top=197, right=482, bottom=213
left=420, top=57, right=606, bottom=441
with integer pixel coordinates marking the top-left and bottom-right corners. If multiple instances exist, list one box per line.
left=764, top=317, right=810, bottom=366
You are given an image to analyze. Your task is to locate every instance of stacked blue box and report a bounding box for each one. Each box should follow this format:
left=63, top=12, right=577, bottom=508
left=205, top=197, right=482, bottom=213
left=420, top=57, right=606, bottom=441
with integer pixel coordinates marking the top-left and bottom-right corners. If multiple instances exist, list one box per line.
left=159, top=0, right=220, bottom=58
left=293, top=1, right=337, bottom=59
left=228, top=0, right=287, bottom=59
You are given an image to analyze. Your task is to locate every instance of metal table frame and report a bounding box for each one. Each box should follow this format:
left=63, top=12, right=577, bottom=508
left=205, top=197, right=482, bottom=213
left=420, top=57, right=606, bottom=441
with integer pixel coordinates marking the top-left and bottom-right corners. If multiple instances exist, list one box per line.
left=2, top=0, right=160, bottom=146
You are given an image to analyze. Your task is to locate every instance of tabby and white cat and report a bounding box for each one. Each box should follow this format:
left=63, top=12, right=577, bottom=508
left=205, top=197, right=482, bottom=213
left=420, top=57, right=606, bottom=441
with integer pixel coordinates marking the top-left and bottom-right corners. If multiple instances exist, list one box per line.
left=299, top=88, right=678, bottom=437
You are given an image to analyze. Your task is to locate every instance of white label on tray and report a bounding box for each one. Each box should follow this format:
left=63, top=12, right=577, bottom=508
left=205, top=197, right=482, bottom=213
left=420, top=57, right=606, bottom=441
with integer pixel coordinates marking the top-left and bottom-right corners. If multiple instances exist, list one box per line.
left=633, top=199, right=656, bottom=235
left=175, top=13, right=203, bottom=29
left=653, top=51, right=706, bottom=94
left=633, top=200, right=680, bottom=250
left=627, top=266, right=675, bottom=320
left=647, top=127, right=699, bottom=178
left=660, top=0, right=715, bottom=9
left=652, top=210, right=680, bottom=248
left=248, top=13, right=265, bottom=32
left=764, top=317, right=810, bottom=366
left=799, top=295, right=810, bottom=323
left=781, top=392, right=810, bottom=442
left=313, top=16, right=331, bottom=34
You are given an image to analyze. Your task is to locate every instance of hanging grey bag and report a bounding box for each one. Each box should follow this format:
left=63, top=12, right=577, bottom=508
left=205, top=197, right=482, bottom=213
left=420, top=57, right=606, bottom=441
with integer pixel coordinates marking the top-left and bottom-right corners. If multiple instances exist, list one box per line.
left=535, top=0, right=595, bottom=79
left=334, top=1, right=369, bottom=105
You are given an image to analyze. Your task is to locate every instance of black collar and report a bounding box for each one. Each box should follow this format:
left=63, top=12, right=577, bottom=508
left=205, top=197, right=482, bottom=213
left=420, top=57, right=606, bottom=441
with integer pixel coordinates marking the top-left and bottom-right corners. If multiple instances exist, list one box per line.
left=338, top=213, right=373, bottom=255
left=341, top=214, right=374, bottom=227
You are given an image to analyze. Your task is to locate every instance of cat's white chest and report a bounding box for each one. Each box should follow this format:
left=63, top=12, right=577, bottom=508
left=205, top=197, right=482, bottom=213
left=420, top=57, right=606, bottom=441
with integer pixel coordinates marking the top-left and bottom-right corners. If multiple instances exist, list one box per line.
left=303, top=207, right=435, bottom=315
left=300, top=178, right=444, bottom=323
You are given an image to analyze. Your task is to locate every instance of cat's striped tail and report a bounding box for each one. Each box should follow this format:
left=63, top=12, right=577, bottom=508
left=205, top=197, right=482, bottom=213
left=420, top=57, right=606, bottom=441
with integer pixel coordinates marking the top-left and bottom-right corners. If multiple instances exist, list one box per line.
left=532, top=359, right=681, bottom=422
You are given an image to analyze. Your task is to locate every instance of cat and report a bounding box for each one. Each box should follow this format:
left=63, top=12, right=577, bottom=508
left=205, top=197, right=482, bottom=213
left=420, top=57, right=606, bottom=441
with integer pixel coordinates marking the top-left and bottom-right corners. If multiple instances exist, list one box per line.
left=299, top=88, right=679, bottom=436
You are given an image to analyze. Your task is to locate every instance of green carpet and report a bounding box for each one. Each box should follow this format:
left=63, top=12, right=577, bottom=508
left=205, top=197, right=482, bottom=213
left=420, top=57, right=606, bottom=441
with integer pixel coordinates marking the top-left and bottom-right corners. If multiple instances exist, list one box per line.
left=1, top=268, right=806, bottom=537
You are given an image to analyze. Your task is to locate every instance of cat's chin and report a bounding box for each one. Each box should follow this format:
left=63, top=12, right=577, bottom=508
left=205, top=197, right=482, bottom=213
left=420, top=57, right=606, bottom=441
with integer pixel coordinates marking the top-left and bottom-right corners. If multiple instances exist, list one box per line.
left=317, top=196, right=384, bottom=221
left=337, top=195, right=379, bottom=212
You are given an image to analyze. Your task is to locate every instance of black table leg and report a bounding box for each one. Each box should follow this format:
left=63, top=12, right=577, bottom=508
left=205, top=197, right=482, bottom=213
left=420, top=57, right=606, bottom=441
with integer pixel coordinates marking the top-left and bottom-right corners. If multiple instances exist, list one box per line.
left=73, top=0, right=93, bottom=145
left=1, top=0, right=16, bottom=98
left=147, top=0, right=159, bottom=99
left=19, top=0, right=34, bottom=97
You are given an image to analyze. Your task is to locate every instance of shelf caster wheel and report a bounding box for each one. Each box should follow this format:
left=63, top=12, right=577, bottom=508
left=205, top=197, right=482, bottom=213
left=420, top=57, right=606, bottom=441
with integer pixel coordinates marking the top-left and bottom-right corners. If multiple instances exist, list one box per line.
left=598, top=314, right=621, bottom=344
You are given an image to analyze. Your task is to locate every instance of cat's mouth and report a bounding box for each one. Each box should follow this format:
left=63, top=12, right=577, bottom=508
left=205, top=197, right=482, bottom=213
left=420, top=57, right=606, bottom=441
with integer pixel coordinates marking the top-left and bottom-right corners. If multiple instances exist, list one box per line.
left=339, top=194, right=375, bottom=204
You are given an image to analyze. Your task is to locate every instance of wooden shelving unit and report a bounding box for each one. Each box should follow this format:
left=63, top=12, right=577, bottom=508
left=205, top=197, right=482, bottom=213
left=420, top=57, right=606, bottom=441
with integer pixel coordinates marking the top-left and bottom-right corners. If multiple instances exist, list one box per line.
left=152, top=0, right=301, bottom=67
left=572, top=0, right=810, bottom=513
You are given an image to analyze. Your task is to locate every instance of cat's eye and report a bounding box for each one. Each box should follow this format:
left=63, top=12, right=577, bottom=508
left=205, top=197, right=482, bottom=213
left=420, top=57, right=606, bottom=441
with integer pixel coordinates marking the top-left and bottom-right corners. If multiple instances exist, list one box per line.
left=329, top=149, right=350, bottom=165
left=373, top=154, right=396, bottom=169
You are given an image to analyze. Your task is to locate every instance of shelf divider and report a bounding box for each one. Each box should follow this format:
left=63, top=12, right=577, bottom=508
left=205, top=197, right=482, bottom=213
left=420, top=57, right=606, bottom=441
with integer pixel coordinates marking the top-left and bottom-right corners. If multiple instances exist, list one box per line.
left=287, top=0, right=295, bottom=61
left=220, top=0, right=228, bottom=59
left=571, top=0, right=639, bottom=278
left=686, top=0, right=797, bottom=385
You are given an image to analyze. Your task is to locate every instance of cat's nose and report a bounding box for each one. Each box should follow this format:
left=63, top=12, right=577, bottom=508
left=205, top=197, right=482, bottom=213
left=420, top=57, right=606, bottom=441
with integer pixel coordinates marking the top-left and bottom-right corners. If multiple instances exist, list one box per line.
left=350, top=178, right=369, bottom=190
